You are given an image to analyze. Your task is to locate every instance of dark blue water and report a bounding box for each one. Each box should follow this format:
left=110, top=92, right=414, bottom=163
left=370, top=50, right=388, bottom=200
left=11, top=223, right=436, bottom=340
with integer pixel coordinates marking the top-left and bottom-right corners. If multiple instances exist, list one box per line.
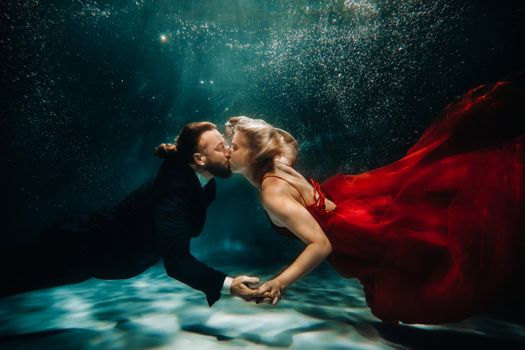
left=1, top=0, right=525, bottom=348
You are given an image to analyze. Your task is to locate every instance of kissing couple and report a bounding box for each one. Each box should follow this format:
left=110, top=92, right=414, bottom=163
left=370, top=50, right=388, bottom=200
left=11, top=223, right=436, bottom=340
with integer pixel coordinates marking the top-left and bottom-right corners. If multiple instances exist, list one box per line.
left=2, top=80, right=525, bottom=324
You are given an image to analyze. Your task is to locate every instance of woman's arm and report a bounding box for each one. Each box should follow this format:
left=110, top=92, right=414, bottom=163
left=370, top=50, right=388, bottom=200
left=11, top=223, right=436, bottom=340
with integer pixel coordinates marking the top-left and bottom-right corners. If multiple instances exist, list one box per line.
left=258, top=179, right=332, bottom=304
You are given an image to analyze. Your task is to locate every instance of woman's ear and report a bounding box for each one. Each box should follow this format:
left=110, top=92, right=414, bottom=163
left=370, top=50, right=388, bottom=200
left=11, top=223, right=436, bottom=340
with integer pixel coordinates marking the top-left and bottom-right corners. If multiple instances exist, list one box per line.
left=193, top=153, right=206, bottom=166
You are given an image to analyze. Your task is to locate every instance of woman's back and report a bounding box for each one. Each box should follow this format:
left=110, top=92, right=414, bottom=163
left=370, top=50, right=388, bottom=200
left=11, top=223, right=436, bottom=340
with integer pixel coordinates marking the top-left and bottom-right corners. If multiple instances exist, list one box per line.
left=261, top=161, right=336, bottom=228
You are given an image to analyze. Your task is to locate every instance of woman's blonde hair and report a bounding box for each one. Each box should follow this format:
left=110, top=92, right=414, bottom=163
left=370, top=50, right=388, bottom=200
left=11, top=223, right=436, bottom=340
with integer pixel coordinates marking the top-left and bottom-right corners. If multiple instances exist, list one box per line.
left=226, top=116, right=298, bottom=183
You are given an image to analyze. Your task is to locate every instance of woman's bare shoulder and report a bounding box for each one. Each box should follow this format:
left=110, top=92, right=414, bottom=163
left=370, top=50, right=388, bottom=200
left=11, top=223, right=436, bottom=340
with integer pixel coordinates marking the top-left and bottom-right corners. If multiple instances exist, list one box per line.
left=261, top=176, right=288, bottom=197
left=262, top=177, right=297, bottom=207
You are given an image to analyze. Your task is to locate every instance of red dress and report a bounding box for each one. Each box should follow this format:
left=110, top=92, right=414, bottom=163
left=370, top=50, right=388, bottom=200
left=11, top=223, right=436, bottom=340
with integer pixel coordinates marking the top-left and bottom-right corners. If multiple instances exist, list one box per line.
left=274, top=82, right=525, bottom=324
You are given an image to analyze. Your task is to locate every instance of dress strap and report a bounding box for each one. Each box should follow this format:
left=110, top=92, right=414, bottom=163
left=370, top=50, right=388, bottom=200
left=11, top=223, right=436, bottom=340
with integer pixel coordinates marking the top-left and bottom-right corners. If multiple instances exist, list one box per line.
left=261, top=174, right=308, bottom=206
left=309, top=178, right=326, bottom=210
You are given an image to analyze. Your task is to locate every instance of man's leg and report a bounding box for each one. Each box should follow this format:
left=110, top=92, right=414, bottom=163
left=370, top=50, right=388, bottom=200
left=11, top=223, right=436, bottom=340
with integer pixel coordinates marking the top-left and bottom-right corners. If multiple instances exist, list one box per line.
left=0, top=225, right=92, bottom=298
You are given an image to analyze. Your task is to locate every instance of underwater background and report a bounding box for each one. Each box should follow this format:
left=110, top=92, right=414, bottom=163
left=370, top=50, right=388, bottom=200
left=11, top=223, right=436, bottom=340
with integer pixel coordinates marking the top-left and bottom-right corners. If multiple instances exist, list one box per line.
left=1, top=0, right=525, bottom=349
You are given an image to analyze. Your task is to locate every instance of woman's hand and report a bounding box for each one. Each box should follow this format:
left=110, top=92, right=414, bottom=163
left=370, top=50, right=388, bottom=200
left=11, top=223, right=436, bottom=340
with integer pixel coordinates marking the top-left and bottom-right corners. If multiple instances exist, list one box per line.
left=256, top=279, right=284, bottom=305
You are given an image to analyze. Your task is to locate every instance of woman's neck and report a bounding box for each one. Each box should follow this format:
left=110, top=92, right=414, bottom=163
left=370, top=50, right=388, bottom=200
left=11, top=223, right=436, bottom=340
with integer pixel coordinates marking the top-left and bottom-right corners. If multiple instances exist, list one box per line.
left=274, top=159, right=291, bottom=167
left=241, top=158, right=295, bottom=189
left=274, top=155, right=292, bottom=166
left=239, top=168, right=260, bottom=188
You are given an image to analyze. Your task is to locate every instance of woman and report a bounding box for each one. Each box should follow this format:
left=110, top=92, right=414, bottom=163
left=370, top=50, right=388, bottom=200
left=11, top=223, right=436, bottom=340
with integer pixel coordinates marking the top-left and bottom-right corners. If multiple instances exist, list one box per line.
left=226, top=80, right=525, bottom=324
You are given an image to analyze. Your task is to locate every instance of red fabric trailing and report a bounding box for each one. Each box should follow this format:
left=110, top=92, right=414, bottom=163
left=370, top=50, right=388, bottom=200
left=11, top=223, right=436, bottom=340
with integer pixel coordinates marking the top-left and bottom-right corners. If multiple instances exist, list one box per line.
left=307, top=81, right=525, bottom=324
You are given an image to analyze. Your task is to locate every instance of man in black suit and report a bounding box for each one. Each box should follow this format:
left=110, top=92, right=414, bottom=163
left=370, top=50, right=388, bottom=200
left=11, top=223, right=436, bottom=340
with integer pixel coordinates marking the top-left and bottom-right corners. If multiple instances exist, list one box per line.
left=0, top=121, right=259, bottom=305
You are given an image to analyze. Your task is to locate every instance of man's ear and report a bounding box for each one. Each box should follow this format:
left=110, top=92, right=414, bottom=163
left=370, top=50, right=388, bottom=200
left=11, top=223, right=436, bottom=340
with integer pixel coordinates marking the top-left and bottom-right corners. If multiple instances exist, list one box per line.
left=193, top=153, right=206, bottom=166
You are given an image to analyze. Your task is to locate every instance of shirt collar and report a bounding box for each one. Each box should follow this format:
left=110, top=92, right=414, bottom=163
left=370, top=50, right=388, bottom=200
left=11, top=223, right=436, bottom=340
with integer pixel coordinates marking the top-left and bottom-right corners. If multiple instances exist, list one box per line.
left=194, top=169, right=211, bottom=188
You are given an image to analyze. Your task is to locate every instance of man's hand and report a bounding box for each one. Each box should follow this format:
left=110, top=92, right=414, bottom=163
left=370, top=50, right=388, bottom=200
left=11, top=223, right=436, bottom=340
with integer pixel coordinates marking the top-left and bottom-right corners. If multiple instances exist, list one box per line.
left=230, top=276, right=260, bottom=301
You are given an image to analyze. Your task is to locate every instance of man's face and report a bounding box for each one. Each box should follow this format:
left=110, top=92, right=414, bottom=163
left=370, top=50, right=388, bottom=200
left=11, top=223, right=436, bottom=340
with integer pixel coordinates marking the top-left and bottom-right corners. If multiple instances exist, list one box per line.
left=197, top=129, right=232, bottom=178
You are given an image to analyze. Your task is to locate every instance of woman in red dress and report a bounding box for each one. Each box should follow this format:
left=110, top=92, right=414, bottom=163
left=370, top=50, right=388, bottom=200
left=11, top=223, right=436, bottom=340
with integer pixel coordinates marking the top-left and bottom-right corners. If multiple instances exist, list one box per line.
left=226, top=81, right=525, bottom=324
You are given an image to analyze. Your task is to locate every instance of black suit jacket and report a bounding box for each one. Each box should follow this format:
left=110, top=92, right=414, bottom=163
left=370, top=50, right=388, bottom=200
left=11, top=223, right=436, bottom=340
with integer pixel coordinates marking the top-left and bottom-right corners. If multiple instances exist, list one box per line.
left=87, top=155, right=226, bottom=306
left=151, top=156, right=227, bottom=306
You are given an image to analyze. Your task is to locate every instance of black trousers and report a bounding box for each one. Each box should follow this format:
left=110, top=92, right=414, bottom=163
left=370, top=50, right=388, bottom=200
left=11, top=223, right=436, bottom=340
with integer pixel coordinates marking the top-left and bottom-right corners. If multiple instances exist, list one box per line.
left=0, top=214, right=160, bottom=298
left=0, top=224, right=94, bottom=298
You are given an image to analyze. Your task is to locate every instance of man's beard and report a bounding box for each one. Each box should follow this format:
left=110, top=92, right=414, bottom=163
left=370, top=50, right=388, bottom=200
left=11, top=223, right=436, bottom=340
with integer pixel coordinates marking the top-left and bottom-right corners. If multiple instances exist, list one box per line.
left=205, top=159, right=232, bottom=178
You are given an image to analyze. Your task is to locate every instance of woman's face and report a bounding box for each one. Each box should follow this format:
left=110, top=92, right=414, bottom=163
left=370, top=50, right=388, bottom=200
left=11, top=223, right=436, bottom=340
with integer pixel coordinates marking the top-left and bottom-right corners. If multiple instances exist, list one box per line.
left=228, top=130, right=251, bottom=173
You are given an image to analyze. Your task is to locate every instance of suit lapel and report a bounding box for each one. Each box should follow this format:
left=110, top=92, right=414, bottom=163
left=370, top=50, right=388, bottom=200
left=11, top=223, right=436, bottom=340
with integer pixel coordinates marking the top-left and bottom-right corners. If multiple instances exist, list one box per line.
left=155, top=157, right=210, bottom=237
left=202, top=178, right=216, bottom=207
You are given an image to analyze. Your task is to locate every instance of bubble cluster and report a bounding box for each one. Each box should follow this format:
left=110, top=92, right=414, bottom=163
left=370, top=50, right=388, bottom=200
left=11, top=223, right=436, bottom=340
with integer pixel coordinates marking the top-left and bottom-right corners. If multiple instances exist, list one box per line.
left=1, top=0, right=522, bottom=226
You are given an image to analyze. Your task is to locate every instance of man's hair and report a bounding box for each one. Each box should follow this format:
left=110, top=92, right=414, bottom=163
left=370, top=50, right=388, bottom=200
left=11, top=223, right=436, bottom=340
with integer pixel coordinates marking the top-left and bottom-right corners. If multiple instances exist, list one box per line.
left=155, top=122, right=217, bottom=163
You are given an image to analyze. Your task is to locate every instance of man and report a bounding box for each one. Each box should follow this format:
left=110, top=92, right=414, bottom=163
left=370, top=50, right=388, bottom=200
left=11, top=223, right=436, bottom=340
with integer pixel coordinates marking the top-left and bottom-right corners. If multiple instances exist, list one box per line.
left=0, top=122, right=259, bottom=306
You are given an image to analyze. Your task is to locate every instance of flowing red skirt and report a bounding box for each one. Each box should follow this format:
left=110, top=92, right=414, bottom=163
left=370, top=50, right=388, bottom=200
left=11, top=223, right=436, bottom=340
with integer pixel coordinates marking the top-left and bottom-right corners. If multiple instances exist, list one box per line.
left=318, top=81, right=525, bottom=324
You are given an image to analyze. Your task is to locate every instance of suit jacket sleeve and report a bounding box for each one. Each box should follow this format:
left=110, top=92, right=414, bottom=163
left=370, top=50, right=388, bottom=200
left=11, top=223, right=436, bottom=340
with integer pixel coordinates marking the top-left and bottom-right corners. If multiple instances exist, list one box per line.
left=154, top=191, right=227, bottom=306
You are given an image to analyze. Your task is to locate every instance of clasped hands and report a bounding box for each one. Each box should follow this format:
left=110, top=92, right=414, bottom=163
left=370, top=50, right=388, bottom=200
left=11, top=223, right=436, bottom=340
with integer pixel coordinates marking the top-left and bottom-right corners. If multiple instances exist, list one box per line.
left=230, top=276, right=283, bottom=305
